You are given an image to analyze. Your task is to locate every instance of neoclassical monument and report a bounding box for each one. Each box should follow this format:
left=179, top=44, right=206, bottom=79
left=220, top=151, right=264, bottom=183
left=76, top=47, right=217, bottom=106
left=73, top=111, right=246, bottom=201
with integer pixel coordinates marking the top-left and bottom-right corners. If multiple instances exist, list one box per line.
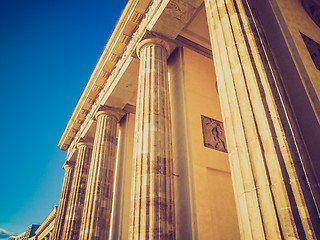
left=37, top=0, right=320, bottom=239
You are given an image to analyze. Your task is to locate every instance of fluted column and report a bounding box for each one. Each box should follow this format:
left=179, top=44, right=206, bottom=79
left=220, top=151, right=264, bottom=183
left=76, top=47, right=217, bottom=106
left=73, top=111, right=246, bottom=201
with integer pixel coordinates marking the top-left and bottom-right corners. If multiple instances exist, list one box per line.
left=62, top=140, right=93, bottom=240
left=129, top=38, right=175, bottom=239
left=79, top=107, right=119, bottom=240
left=51, top=161, right=75, bottom=240
left=204, top=0, right=320, bottom=239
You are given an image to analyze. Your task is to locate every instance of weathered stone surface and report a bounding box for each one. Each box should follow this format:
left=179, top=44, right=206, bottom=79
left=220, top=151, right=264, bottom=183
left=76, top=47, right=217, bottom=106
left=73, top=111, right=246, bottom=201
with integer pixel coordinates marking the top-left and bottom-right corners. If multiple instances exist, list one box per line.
left=51, top=161, right=75, bottom=240
left=204, top=0, right=320, bottom=239
left=79, top=108, right=119, bottom=240
left=62, top=140, right=93, bottom=240
left=46, top=1, right=320, bottom=239
left=130, top=38, right=175, bottom=239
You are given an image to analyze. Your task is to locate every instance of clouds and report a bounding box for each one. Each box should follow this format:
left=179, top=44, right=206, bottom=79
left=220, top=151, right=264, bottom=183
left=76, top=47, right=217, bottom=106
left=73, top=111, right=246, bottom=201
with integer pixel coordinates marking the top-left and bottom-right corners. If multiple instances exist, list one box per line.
left=0, top=228, right=14, bottom=239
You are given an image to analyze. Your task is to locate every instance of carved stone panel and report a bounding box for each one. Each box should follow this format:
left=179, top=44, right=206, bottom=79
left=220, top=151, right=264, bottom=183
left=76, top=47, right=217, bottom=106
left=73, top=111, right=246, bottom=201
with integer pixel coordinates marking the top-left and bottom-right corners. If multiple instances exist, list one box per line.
left=301, top=33, right=320, bottom=70
left=201, top=115, right=227, bottom=153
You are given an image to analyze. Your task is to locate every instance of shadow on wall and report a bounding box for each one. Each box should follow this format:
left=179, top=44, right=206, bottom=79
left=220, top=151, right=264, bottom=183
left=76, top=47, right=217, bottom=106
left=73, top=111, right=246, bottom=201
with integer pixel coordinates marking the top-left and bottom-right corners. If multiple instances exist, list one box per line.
left=302, top=0, right=320, bottom=27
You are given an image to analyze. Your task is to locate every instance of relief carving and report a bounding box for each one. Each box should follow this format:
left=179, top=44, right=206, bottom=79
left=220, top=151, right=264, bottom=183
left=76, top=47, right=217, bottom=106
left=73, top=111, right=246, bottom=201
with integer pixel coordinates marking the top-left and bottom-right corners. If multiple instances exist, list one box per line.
left=166, top=0, right=195, bottom=23
left=167, top=2, right=183, bottom=20
left=201, top=115, right=227, bottom=153
left=301, top=33, right=320, bottom=70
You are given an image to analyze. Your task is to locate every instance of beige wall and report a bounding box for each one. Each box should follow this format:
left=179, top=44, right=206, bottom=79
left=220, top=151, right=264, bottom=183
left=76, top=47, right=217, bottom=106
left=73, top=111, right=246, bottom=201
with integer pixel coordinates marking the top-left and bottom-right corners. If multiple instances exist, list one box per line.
left=169, top=47, right=240, bottom=240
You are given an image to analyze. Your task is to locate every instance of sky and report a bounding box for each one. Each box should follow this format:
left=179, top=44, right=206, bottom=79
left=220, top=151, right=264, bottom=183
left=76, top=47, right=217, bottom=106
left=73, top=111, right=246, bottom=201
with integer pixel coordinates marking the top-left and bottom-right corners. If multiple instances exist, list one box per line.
left=0, top=0, right=127, bottom=238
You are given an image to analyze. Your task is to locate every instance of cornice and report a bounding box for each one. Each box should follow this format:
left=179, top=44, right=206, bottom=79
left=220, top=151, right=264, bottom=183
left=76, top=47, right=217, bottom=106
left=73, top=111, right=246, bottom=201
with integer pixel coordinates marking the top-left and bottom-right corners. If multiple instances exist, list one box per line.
left=58, top=0, right=202, bottom=154
left=35, top=207, right=57, bottom=236
left=58, top=0, right=155, bottom=151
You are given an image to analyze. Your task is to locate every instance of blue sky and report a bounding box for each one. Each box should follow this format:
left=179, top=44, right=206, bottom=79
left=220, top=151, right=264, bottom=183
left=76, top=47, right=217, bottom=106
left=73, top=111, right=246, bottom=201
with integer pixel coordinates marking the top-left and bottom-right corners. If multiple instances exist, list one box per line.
left=0, top=0, right=127, bottom=237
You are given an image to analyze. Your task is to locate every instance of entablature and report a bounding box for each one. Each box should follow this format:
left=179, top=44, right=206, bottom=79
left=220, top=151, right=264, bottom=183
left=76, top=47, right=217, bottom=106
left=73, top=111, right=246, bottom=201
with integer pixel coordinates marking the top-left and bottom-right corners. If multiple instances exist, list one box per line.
left=35, top=207, right=57, bottom=237
left=58, top=0, right=154, bottom=151
left=59, top=0, right=208, bottom=158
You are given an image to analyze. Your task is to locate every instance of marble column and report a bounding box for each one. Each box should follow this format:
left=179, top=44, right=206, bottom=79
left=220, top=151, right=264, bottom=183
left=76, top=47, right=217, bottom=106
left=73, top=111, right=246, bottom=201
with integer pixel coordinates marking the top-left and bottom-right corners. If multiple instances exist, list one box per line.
left=204, top=0, right=320, bottom=239
left=130, top=38, right=175, bottom=239
left=62, top=140, right=93, bottom=240
left=79, top=107, right=119, bottom=240
left=51, top=161, right=75, bottom=240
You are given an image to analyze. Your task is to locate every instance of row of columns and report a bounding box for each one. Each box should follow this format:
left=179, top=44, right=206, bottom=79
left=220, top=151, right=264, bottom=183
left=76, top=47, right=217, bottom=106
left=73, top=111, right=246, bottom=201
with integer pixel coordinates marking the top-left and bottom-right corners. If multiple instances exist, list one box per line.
left=51, top=0, right=320, bottom=238
left=51, top=37, right=175, bottom=240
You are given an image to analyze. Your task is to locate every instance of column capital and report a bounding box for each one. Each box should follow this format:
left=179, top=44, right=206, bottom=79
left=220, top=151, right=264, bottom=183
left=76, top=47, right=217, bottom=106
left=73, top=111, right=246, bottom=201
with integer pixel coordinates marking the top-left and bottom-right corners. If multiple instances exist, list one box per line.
left=95, top=106, right=122, bottom=122
left=63, top=161, right=75, bottom=170
left=136, top=37, right=170, bottom=59
left=76, top=139, right=93, bottom=149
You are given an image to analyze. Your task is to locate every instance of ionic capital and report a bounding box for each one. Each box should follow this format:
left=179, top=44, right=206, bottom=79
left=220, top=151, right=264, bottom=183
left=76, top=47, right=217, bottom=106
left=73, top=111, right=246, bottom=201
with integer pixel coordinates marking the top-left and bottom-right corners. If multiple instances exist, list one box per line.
left=136, top=37, right=170, bottom=59
left=95, top=106, right=122, bottom=122
left=63, top=161, right=75, bottom=170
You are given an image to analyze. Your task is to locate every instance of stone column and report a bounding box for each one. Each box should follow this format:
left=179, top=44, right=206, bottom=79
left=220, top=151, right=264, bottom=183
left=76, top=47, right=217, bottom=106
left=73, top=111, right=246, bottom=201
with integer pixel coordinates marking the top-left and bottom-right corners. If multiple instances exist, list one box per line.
left=62, top=140, right=93, bottom=240
left=51, top=161, right=75, bottom=240
left=204, top=0, right=320, bottom=239
left=79, top=107, right=119, bottom=240
left=129, top=38, right=175, bottom=239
